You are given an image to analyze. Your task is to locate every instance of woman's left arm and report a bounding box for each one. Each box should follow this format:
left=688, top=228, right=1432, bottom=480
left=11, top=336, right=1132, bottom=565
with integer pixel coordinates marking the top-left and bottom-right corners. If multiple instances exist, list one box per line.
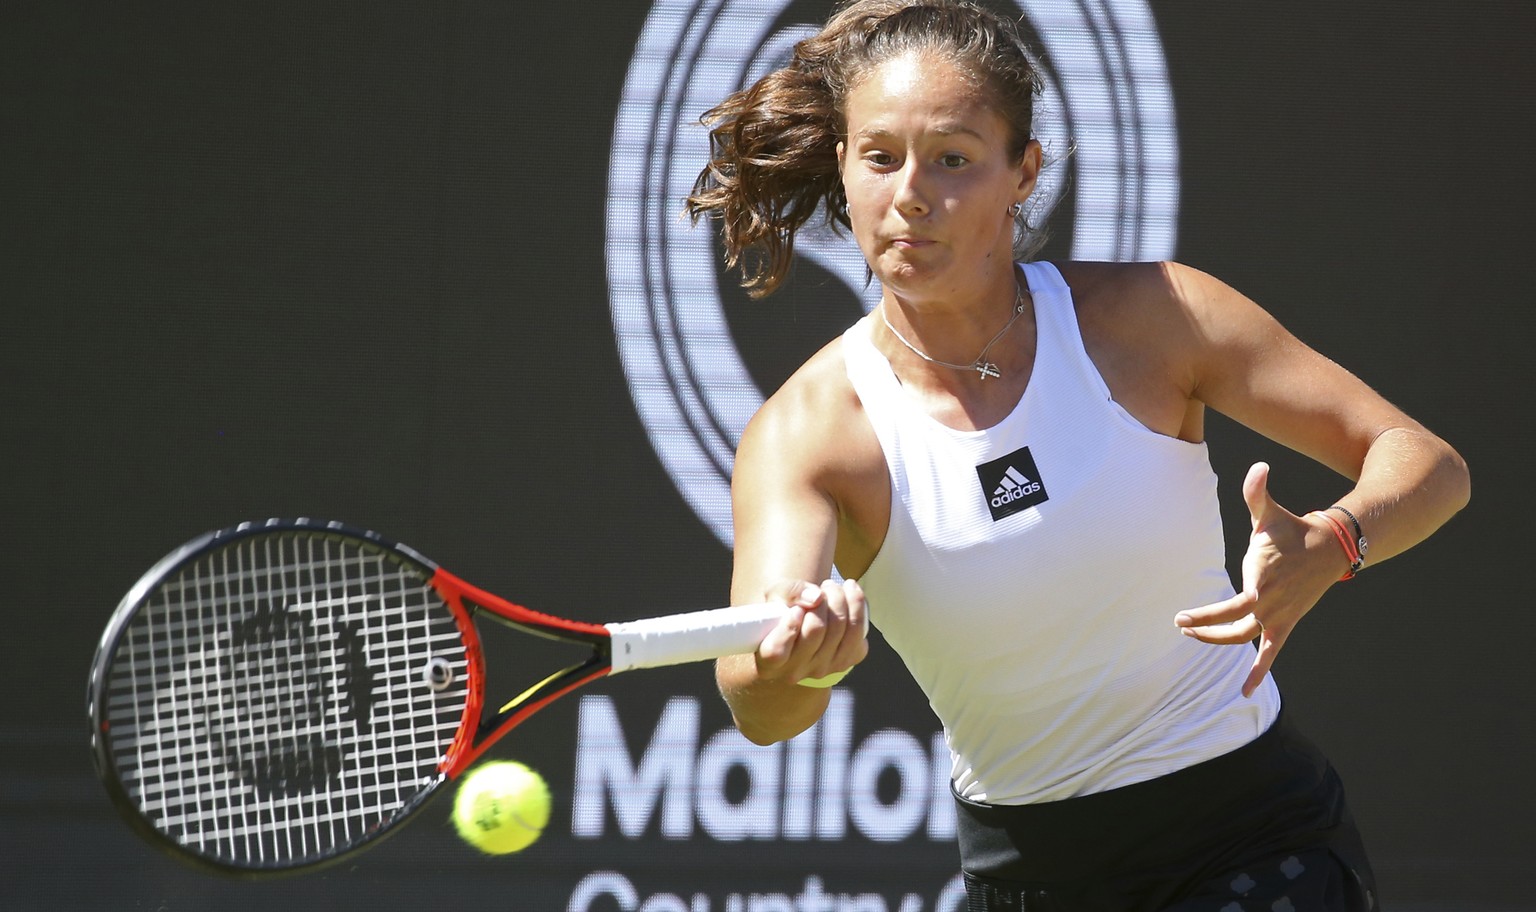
left=1161, top=263, right=1471, bottom=696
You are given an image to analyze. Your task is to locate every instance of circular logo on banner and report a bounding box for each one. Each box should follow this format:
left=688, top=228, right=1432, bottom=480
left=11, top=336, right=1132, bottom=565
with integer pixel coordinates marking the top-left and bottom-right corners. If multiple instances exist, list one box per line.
left=607, top=0, right=1180, bottom=546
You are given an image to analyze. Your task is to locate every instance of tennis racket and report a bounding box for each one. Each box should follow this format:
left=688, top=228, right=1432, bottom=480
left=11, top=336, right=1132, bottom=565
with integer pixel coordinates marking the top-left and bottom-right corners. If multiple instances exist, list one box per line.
left=87, top=518, right=786, bottom=877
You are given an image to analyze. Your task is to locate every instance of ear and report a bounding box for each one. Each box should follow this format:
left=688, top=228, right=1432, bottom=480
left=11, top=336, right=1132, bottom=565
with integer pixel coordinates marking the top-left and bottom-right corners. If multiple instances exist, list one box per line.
left=1014, top=138, right=1043, bottom=202
left=836, top=140, right=846, bottom=172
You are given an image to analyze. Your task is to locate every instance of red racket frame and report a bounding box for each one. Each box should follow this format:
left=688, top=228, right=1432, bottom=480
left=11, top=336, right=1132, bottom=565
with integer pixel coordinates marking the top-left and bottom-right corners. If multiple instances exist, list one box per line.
left=432, top=567, right=615, bottom=778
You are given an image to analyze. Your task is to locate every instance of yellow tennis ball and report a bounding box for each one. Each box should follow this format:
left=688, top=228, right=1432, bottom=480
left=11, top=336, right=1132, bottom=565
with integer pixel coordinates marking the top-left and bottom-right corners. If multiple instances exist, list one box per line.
left=798, top=668, right=851, bottom=688
left=452, top=761, right=551, bottom=855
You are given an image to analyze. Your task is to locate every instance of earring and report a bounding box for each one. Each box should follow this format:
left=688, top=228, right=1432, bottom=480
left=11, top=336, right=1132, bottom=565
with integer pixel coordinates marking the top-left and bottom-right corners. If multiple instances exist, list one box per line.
left=1006, top=202, right=1023, bottom=218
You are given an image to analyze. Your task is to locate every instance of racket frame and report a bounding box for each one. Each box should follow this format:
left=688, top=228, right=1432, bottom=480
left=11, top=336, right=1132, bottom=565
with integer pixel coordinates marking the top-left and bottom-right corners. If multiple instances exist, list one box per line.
left=87, top=518, right=784, bottom=878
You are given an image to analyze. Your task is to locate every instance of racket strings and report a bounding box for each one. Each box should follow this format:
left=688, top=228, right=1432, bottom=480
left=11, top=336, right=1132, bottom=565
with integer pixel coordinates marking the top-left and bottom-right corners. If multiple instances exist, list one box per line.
left=103, top=532, right=470, bottom=869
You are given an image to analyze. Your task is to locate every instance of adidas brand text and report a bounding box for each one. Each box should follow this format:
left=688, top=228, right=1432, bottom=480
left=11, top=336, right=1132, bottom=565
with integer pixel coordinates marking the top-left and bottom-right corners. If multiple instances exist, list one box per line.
left=976, top=447, right=1049, bottom=520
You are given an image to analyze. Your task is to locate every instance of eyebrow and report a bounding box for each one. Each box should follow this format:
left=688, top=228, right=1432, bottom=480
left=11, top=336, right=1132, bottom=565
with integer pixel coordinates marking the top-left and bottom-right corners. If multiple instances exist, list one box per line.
left=852, top=123, right=988, bottom=142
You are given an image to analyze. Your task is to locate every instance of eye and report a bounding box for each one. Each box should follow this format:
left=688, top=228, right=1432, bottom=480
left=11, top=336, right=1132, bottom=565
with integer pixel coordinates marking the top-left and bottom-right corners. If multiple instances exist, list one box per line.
left=864, top=150, right=897, bottom=168
left=940, top=153, right=969, bottom=169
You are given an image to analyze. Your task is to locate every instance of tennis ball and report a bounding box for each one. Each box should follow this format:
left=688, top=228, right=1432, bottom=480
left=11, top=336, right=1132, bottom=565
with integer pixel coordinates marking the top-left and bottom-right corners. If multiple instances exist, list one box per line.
left=798, top=668, right=850, bottom=688
left=452, top=761, right=551, bottom=855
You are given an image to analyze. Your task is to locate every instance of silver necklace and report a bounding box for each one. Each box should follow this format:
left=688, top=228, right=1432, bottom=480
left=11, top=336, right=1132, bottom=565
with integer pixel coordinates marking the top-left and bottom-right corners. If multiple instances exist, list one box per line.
left=880, top=282, right=1026, bottom=380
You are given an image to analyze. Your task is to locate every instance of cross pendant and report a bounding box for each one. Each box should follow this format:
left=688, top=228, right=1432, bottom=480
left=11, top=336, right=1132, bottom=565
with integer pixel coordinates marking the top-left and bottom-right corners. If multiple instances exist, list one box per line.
left=974, top=361, right=1001, bottom=380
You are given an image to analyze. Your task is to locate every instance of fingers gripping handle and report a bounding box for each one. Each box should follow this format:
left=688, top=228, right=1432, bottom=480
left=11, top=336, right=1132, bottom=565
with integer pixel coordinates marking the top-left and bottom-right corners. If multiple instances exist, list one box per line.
left=605, top=603, right=784, bottom=674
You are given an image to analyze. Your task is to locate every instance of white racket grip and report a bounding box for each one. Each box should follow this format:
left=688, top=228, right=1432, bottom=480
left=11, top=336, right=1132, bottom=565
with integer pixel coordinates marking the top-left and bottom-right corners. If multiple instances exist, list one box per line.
left=605, top=602, right=785, bottom=674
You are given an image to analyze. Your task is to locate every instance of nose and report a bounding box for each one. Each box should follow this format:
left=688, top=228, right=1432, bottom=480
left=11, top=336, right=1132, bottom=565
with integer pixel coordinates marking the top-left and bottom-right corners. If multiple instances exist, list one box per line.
left=892, top=159, right=930, bottom=217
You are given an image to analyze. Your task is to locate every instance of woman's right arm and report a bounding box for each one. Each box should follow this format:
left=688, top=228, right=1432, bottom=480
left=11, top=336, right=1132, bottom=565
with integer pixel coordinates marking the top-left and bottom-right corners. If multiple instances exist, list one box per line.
left=716, top=371, right=871, bottom=745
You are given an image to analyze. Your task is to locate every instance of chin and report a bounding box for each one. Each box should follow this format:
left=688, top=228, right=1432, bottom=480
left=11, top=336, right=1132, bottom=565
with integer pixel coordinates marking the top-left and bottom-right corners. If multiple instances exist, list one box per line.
left=877, top=249, right=945, bottom=280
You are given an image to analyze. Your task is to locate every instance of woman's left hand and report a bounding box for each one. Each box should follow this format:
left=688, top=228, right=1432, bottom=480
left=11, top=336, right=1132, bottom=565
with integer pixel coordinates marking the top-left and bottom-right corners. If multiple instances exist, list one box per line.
left=1174, top=461, right=1348, bottom=698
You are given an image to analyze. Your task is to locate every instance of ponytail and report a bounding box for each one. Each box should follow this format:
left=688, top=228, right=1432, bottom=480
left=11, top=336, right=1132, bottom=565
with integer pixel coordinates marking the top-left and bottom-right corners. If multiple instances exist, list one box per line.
left=686, top=42, right=845, bottom=299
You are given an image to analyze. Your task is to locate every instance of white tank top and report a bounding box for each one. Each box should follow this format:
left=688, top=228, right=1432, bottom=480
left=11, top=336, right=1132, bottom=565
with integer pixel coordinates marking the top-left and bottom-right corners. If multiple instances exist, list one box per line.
left=843, top=261, right=1280, bottom=805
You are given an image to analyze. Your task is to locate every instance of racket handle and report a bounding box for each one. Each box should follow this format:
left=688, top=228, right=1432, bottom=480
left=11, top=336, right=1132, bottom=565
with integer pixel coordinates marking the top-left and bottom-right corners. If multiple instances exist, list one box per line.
left=606, top=603, right=785, bottom=673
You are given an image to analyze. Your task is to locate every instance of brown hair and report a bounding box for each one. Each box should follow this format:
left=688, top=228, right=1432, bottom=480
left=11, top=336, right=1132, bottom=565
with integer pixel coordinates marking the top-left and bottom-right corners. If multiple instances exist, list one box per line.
left=686, top=0, right=1045, bottom=298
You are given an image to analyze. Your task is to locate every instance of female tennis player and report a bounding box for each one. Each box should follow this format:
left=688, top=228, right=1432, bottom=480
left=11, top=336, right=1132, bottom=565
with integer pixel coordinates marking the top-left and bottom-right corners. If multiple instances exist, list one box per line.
left=687, top=1, right=1470, bottom=909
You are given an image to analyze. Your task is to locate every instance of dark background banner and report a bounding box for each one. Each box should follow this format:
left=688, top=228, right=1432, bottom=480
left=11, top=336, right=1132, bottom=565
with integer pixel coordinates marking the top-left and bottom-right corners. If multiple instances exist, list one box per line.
left=4, top=2, right=1531, bottom=909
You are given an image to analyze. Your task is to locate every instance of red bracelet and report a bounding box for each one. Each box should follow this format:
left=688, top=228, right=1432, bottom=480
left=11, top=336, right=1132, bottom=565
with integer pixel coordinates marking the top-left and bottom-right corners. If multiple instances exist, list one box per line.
left=1311, top=511, right=1364, bottom=579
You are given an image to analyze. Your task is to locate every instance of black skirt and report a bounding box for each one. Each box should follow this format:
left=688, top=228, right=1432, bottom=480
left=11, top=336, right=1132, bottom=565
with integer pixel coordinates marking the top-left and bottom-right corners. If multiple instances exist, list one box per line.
left=954, top=708, right=1379, bottom=911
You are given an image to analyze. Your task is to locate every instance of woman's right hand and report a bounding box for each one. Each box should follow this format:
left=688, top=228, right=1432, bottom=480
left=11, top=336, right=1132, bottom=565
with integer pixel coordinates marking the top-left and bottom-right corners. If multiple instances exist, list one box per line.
left=754, top=578, right=869, bottom=686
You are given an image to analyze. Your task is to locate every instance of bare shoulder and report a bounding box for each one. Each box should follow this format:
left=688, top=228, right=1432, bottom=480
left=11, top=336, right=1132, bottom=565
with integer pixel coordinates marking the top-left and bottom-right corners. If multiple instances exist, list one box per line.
left=743, top=336, right=863, bottom=449
left=737, top=332, right=885, bottom=494
left=1050, top=259, right=1267, bottom=374
left=1052, top=260, right=1196, bottom=332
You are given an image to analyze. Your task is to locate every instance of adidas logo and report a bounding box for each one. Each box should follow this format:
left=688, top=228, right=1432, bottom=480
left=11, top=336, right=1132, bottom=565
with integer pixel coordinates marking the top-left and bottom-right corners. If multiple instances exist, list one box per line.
left=976, top=445, right=1049, bottom=520
left=991, top=466, right=1043, bottom=507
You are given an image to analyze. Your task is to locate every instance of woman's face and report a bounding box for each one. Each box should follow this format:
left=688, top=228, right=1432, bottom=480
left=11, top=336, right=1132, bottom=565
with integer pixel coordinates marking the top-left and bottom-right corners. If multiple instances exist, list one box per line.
left=839, top=52, right=1038, bottom=302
